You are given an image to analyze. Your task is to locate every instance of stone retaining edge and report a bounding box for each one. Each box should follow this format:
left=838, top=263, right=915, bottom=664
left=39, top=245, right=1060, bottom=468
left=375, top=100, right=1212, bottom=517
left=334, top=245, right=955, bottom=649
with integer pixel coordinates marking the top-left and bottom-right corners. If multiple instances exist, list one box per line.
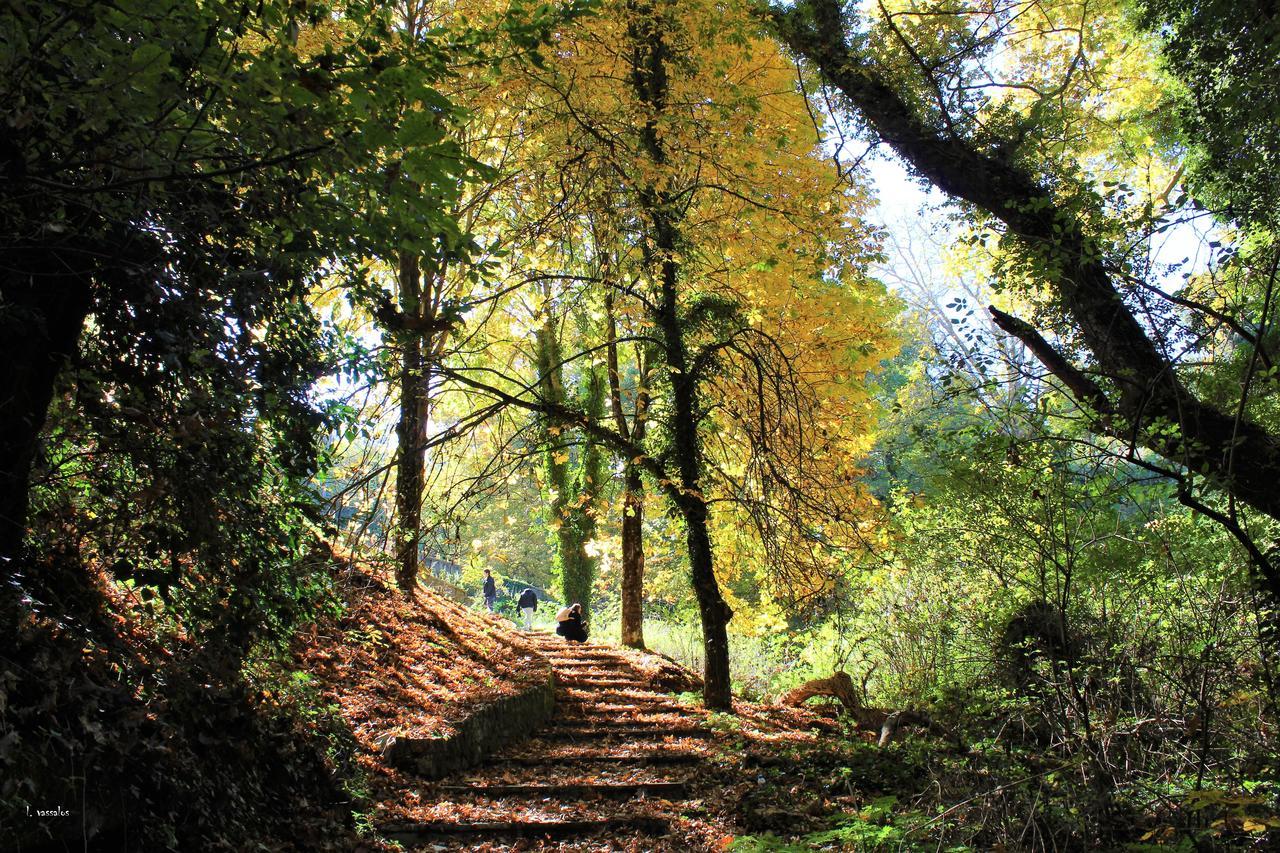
left=381, top=670, right=557, bottom=779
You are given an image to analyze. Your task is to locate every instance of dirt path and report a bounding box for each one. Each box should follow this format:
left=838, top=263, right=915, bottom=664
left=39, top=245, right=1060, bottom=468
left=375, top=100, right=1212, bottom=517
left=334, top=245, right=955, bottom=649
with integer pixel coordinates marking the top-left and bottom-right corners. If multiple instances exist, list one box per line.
left=375, top=632, right=740, bottom=851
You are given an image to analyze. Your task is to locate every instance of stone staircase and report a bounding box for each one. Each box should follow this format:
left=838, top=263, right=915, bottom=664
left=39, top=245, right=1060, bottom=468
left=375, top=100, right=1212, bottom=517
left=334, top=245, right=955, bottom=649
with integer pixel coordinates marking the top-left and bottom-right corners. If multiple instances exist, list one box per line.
left=378, top=632, right=719, bottom=850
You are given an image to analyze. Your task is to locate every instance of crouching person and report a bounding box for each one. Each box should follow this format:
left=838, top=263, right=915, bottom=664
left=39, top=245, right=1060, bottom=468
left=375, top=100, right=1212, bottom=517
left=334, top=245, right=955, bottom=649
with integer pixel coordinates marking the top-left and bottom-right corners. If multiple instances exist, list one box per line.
left=555, top=602, right=588, bottom=642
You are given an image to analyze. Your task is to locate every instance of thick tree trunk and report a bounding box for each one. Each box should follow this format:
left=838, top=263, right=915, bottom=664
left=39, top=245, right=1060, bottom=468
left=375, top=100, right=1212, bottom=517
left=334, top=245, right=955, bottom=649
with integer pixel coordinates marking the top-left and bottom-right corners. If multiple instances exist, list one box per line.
left=573, top=366, right=606, bottom=619
left=680, top=489, right=734, bottom=709
left=395, top=251, right=426, bottom=596
left=652, top=202, right=734, bottom=709
left=628, top=0, right=734, bottom=709
left=0, top=269, right=93, bottom=568
left=536, top=317, right=570, bottom=586
left=662, top=228, right=731, bottom=700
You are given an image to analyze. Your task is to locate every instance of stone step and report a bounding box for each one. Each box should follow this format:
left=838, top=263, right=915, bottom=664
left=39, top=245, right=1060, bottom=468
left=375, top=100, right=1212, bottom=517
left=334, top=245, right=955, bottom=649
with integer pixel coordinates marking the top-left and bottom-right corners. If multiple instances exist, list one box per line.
left=552, top=674, right=640, bottom=684
left=454, top=764, right=680, bottom=786
left=556, top=701, right=691, bottom=716
left=560, top=684, right=669, bottom=696
left=538, top=641, right=619, bottom=649
left=545, top=653, right=624, bottom=660
left=547, top=653, right=622, bottom=660
left=557, top=677, right=649, bottom=688
left=538, top=726, right=711, bottom=741
left=490, top=751, right=706, bottom=767
left=559, top=689, right=677, bottom=704
left=436, top=780, right=689, bottom=799
left=547, top=715, right=700, bottom=728
left=550, top=706, right=701, bottom=722
left=380, top=816, right=669, bottom=844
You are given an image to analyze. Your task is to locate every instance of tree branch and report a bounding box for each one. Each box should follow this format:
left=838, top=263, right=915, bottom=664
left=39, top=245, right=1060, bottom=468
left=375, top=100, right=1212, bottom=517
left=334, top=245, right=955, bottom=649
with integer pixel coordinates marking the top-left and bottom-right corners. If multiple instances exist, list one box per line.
left=987, top=306, right=1112, bottom=418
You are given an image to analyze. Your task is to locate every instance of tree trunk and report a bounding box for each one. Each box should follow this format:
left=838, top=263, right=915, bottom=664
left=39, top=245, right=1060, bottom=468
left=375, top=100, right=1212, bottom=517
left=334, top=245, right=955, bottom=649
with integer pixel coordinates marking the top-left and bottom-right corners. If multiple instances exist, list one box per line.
left=666, top=327, right=734, bottom=709
left=394, top=251, right=426, bottom=596
left=573, top=365, right=606, bottom=620
left=606, top=291, right=649, bottom=649
left=628, top=0, right=734, bottom=709
left=619, top=464, right=646, bottom=648
left=535, top=313, right=589, bottom=614
left=681, top=488, right=733, bottom=709
left=0, top=269, right=93, bottom=568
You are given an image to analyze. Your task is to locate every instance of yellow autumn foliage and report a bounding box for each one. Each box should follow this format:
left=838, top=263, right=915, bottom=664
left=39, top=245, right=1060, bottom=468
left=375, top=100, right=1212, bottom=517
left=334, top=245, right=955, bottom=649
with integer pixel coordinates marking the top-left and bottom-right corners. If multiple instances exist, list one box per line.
left=507, top=0, right=901, bottom=603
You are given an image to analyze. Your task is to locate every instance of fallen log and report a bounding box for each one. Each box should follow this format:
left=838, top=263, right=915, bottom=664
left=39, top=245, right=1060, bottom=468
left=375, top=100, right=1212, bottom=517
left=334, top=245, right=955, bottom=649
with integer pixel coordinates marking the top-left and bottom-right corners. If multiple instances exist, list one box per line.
left=780, top=671, right=964, bottom=749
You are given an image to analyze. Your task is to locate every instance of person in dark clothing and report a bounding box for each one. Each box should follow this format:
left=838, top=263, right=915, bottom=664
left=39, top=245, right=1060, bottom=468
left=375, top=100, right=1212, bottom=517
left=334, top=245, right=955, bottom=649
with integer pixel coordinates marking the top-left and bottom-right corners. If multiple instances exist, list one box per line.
left=555, top=602, right=588, bottom=642
left=518, top=587, right=538, bottom=630
left=482, top=569, right=497, bottom=612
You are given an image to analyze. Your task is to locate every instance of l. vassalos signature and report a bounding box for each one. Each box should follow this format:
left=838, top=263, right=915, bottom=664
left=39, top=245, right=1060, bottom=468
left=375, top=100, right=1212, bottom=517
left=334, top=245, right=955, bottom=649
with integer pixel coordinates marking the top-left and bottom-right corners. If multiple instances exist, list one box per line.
left=26, top=805, right=72, bottom=818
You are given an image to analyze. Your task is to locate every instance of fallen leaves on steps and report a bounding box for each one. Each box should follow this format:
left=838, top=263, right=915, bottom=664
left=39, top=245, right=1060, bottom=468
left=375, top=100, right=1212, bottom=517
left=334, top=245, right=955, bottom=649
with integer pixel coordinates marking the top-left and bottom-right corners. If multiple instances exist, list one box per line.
left=436, top=781, right=690, bottom=799
left=380, top=816, right=671, bottom=844
left=368, top=626, right=835, bottom=850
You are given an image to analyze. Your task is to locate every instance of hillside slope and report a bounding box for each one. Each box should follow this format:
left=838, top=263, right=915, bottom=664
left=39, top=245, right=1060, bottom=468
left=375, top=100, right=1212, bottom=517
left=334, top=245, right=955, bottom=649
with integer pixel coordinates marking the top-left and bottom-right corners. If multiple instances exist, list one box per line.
left=298, top=568, right=549, bottom=745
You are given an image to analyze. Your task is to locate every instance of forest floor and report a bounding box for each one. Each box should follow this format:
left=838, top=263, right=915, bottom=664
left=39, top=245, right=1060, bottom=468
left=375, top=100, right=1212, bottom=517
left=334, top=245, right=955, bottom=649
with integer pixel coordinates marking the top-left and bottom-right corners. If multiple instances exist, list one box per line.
left=300, top=569, right=847, bottom=851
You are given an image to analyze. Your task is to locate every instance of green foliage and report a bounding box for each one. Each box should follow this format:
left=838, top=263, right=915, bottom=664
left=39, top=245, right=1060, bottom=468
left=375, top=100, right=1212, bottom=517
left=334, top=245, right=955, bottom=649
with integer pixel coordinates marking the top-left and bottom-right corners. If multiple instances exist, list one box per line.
left=4, top=0, right=488, bottom=662
left=458, top=475, right=559, bottom=590
left=800, top=797, right=938, bottom=851
left=1133, top=0, right=1280, bottom=228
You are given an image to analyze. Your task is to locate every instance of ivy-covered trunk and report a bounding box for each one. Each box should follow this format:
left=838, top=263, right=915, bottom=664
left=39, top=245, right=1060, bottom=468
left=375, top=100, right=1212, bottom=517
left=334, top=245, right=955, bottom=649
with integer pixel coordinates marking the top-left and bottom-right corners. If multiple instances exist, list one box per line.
left=536, top=315, right=572, bottom=602
left=535, top=314, right=604, bottom=620
left=572, top=367, right=605, bottom=617
left=628, top=0, right=734, bottom=709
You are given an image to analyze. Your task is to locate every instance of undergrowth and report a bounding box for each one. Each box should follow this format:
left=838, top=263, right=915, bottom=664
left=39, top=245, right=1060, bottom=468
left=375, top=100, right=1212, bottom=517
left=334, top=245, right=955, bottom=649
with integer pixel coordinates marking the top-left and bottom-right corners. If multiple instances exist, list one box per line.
left=725, top=723, right=1279, bottom=851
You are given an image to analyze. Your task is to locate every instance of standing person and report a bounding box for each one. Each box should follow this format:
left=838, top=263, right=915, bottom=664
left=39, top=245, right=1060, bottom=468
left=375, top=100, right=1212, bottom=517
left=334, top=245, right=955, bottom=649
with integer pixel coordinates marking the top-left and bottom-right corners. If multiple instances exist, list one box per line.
left=555, top=602, right=588, bottom=642
left=482, top=568, right=497, bottom=613
left=517, top=587, right=538, bottom=630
